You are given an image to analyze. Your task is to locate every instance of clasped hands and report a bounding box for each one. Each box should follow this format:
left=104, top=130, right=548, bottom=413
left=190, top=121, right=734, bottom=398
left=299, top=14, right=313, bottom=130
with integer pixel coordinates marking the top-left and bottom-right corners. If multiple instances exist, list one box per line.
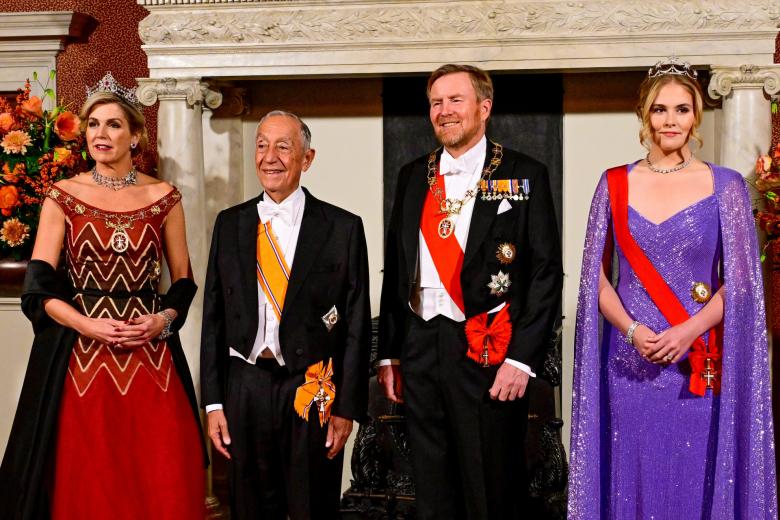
left=631, top=321, right=698, bottom=364
left=378, top=362, right=529, bottom=403
left=77, top=312, right=173, bottom=349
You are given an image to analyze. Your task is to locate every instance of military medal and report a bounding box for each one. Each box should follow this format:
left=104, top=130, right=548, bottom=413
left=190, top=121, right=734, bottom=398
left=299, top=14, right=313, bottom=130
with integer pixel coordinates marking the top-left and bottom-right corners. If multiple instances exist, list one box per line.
left=691, top=282, right=712, bottom=303
left=294, top=359, right=336, bottom=426
left=480, top=178, right=530, bottom=201
left=496, top=243, right=516, bottom=264
left=487, top=270, right=511, bottom=296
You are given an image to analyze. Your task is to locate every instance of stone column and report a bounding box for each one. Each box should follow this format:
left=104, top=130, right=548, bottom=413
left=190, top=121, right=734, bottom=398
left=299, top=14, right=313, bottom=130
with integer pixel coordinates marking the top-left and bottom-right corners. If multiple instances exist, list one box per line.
left=708, top=65, right=780, bottom=179
left=136, top=77, right=222, bottom=384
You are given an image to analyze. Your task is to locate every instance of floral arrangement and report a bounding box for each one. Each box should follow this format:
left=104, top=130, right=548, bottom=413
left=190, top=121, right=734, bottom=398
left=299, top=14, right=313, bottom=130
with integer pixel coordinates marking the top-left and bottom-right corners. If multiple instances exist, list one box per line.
left=754, top=141, right=780, bottom=261
left=0, top=72, right=86, bottom=259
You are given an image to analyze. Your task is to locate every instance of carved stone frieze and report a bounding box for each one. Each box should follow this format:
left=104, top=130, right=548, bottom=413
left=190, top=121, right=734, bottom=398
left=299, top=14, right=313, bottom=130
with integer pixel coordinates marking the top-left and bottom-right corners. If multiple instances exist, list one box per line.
left=708, top=65, right=780, bottom=99
left=136, top=77, right=224, bottom=108
left=139, top=0, right=780, bottom=46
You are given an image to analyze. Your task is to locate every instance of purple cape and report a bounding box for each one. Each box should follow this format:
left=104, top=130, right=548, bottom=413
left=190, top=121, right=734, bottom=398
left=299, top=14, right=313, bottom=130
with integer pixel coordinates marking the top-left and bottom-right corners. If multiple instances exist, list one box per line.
left=568, top=165, right=777, bottom=519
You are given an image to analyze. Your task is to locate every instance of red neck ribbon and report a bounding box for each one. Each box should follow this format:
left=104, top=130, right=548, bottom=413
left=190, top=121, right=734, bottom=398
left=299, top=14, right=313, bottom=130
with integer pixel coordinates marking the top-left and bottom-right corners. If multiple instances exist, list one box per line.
left=420, top=173, right=466, bottom=313
left=606, top=165, right=721, bottom=396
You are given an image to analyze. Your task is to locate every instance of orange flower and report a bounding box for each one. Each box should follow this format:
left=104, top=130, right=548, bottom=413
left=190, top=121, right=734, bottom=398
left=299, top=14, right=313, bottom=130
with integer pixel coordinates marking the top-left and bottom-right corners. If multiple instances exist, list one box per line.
left=53, top=147, right=73, bottom=165
left=0, top=185, right=20, bottom=216
left=0, top=112, right=15, bottom=133
left=756, top=155, right=773, bottom=177
left=2, top=163, right=25, bottom=183
left=54, top=111, right=80, bottom=141
left=0, top=130, right=32, bottom=155
left=774, top=143, right=780, bottom=160
left=0, top=218, right=30, bottom=247
left=20, top=96, right=43, bottom=118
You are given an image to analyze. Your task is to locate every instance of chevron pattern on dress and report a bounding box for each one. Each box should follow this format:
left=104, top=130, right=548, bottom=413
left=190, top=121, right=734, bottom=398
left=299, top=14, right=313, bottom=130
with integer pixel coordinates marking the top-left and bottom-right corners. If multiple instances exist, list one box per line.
left=47, top=187, right=182, bottom=397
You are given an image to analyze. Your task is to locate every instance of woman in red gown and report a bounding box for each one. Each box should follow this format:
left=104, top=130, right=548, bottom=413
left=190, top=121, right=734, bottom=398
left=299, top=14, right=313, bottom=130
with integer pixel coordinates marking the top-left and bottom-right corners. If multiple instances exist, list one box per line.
left=0, top=76, right=206, bottom=519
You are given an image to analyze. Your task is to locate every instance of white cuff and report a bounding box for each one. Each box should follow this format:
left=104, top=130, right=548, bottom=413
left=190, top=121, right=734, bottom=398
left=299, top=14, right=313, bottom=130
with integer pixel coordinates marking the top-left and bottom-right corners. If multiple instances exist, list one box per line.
left=376, top=358, right=400, bottom=367
left=205, top=403, right=224, bottom=413
left=504, top=358, right=536, bottom=378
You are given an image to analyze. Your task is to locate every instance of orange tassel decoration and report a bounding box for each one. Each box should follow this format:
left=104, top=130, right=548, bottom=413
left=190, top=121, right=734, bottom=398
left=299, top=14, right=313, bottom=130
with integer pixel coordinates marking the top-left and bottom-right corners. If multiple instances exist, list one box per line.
left=465, top=304, right=512, bottom=366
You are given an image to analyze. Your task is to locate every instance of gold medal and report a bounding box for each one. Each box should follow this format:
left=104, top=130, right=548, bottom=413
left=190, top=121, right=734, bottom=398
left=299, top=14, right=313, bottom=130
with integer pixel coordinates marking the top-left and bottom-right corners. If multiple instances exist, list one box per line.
left=438, top=216, right=454, bottom=239
left=691, top=282, right=712, bottom=303
left=496, top=243, right=516, bottom=264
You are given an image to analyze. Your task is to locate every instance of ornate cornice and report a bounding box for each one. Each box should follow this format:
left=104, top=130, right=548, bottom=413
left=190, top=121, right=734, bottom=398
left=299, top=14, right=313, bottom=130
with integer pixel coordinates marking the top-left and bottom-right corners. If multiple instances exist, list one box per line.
left=136, top=77, right=223, bottom=108
left=709, top=65, right=780, bottom=99
left=139, top=0, right=780, bottom=46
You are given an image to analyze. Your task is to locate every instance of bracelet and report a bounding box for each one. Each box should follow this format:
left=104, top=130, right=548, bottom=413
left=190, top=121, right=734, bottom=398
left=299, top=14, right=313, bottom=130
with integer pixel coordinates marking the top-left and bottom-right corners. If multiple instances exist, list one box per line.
left=625, top=320, right=640, bottom=345
left=157, top=309, right=175, bottom=340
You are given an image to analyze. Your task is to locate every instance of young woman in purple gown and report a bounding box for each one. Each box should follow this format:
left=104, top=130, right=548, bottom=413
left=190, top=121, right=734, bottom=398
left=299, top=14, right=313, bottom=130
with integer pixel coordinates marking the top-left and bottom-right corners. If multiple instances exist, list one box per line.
left=568, top=58, right=777, bottom=519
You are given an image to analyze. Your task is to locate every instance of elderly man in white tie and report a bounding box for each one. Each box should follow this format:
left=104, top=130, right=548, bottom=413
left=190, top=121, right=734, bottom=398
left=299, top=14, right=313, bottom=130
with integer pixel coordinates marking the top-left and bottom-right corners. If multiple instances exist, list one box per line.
left=377, top=64, right=563, bottom=520
left=200, top=110, right=371, bottom=520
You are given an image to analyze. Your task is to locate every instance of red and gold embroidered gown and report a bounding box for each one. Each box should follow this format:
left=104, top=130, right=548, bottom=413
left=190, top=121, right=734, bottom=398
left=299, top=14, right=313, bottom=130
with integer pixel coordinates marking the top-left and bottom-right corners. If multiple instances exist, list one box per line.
left=46, top=187, right=205, bottom=519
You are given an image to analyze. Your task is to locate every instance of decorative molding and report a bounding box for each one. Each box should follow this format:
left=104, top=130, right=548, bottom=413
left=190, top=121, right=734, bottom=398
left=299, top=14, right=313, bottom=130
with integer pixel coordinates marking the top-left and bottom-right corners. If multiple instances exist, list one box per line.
left=0, top=11, right=92, bottom=42
left=139, top=0, right=780, bottom=46
left=708, top=65, right=780, bottom=99
left=136, top=77, right=223, bottom=108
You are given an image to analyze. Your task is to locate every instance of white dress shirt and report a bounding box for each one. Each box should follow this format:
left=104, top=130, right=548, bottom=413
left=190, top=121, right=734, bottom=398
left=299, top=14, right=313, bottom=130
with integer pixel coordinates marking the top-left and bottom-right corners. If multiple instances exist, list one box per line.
left=378, top=137, right=535, bottom=377
left=205, top=187, right=305, bottom=414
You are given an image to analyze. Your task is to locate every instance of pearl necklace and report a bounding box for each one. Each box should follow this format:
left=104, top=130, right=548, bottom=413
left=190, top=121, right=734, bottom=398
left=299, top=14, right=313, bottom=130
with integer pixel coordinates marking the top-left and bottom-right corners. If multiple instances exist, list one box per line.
left=645, top=153, right=693, bottom=174
left=91, top=166, right=137, bottom=191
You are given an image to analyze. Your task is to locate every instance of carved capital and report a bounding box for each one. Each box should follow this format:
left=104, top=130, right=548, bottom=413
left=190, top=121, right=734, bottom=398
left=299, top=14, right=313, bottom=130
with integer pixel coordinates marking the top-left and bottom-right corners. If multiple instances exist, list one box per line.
left=136, top=77, right=224, bottom=109
left=708, top=65, right=780, bottom=99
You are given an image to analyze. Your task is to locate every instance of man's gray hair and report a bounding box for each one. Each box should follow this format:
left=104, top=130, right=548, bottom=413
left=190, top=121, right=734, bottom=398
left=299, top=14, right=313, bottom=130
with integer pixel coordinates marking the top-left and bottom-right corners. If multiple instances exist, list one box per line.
left=257, top=110, right=312, bottom=151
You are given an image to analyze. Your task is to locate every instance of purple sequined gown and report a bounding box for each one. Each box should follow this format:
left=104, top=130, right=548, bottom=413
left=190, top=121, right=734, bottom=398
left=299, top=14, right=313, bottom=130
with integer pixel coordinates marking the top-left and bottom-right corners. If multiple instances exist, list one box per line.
left=569, top=165, right=777, bottom=520
left=606, top=195, right=720, bottom=518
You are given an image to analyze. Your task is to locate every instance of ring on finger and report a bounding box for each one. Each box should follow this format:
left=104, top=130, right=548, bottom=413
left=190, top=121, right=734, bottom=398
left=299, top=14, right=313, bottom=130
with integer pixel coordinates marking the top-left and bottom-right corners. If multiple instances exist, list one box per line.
left=663, top=354, right=673, bottom=363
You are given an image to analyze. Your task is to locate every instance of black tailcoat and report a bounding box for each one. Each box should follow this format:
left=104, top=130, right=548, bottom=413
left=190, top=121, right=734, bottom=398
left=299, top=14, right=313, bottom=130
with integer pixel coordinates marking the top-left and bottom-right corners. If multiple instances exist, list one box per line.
left=379, top=143, right=562, bottom=371
left=200, top=188, right=371, bottom=421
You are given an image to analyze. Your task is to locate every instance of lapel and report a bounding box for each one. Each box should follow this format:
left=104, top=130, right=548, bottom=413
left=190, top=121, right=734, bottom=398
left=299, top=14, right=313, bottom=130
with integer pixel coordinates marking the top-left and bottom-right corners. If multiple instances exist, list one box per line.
left=401, top=148, right=441, bottom=277
left=463, top=140, right=514, bottom=267
left=281, top=188, right=332, bottom=319
left=238, top=195, right=262, bottom=333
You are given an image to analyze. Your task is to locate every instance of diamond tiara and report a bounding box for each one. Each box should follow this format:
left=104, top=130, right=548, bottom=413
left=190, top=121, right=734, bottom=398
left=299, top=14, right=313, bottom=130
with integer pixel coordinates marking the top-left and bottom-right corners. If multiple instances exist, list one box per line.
left=85, top=72, right=140, bottom=107
left=648, top=56, right=698, bottom=80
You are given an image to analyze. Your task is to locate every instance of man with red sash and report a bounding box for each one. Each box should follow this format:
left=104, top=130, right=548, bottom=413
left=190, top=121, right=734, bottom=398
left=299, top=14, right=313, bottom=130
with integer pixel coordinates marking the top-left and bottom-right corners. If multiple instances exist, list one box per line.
left=378, top=64, right=563, bottom=519
left=200, top=110, right=371, bottom=519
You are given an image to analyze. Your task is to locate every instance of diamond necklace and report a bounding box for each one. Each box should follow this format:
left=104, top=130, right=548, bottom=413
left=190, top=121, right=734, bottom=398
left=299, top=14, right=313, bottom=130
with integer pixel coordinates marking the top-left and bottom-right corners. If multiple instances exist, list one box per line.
left=91, top=166, right=138, bottom=191
left=645, top=153, right=693, bottom=174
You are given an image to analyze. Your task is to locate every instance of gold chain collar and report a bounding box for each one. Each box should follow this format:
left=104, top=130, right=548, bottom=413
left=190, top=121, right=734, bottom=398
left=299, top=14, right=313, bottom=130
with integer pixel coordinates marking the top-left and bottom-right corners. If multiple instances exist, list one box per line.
left=426, top=141, right=503, bottom=216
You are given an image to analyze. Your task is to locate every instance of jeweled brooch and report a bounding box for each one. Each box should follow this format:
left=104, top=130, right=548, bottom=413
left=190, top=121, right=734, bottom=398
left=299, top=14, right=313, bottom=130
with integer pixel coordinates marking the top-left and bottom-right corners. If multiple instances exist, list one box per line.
left=691, top=282, right=712, bottom=303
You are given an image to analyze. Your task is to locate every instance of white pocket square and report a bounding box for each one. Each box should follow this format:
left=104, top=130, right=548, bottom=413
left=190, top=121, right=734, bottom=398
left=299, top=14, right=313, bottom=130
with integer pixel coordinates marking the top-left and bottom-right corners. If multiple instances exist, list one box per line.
left=497, top=199, right=513, bottom=215
left=321, top=305, right=339, bottom=331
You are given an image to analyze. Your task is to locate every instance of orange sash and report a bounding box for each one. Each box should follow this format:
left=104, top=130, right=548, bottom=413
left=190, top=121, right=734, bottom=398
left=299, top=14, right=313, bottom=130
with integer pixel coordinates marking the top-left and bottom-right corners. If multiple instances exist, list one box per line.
left=420, top=173, right=465, bottom=313
left=607, top=165, right=721, bottom=395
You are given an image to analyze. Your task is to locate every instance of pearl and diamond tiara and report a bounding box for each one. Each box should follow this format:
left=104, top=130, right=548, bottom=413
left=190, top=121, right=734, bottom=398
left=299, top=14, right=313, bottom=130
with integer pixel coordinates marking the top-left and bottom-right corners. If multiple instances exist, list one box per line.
left=85, top=72, right=140, bottom=107
left=647, top=56, right=698, bottom=80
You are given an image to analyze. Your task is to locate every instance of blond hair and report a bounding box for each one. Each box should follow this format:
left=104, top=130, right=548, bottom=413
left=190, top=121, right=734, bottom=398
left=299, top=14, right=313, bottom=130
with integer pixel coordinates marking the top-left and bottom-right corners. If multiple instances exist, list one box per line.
left=427, top=64, right=494, bottom=102
left=636, top=74, right=704, bottom=150
left=79, top=92, right=148, bottom=157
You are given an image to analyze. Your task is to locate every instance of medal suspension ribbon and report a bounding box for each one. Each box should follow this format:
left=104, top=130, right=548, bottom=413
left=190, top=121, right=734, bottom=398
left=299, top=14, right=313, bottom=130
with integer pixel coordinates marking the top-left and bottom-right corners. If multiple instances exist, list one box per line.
left=606, top=165, right=721, bottom=396
left=420, top=173, right=465, bottom=313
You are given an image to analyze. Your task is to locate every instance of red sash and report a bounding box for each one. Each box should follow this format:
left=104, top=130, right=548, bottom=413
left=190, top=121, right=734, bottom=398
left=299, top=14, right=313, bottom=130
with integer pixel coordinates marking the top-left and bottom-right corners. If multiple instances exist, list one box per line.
left=606, top=165, right=721, bottom=396
left=420, top=173, right=465, bottom=313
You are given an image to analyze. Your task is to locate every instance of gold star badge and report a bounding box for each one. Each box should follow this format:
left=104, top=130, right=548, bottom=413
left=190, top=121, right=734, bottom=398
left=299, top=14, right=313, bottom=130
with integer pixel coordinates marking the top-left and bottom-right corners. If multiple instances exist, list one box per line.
left=496, top=243, right=516, bottom=264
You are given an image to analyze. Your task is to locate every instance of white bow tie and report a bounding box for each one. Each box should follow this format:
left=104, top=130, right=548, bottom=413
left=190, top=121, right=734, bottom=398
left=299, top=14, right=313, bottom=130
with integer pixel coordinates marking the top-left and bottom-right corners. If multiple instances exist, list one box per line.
left=440, top=155, right=468, bottom=176
left=258, top=200, right=294, bottom=226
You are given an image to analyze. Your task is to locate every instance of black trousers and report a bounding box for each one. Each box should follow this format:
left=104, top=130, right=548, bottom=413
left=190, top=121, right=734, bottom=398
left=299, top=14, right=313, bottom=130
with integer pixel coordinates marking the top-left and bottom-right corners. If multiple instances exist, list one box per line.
left=401, top=314, right=529, bottom=520
left=224, top=358, right=344, bottom=520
